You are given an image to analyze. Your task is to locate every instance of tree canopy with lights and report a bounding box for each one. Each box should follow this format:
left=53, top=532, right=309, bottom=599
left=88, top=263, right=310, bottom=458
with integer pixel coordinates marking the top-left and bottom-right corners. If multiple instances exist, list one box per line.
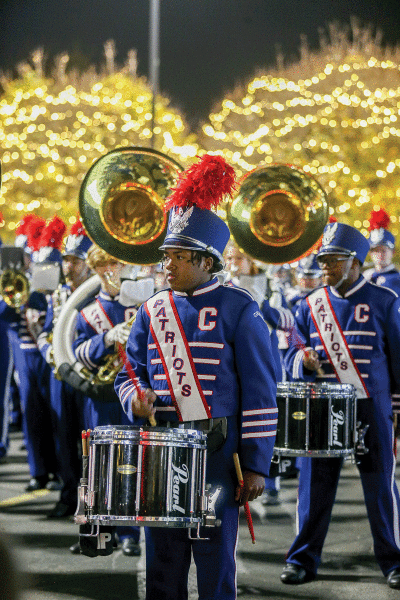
left=199, top=20, right=400, bottom=242
left=0, top=41, right=199, bottom=242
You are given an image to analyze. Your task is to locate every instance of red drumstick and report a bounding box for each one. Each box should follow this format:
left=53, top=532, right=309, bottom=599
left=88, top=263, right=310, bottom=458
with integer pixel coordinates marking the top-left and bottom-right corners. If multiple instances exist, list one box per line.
left=287, top=327, right=325, bottom=377
left=233, top=453, right=256, bottom=544
left=117, top=343, right=157, bottom=426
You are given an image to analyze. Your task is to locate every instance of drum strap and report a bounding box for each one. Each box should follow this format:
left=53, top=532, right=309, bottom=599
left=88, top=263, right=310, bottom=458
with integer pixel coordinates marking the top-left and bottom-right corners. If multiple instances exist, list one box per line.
left=145, top=291, right=212, bottom=422
left=307, top=288, right=370, bottom=398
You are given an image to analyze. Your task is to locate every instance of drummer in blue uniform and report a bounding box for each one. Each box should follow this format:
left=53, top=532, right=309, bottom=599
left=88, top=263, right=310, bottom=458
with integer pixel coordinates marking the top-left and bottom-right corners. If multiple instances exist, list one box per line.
left=115, top=154, right=278, bottom=600
left=281, top=221, right=400, bottom=589
left=363, top=208, right=400, bottom=294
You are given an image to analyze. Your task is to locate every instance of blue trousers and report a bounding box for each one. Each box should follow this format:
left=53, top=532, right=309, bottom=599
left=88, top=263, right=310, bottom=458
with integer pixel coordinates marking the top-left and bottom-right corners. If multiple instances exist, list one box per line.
left=0, top=323, right=13, bottom=458
left=145, top=417, right=240, bottom=600
left=16, top=349, right=58, bottom=478
left=286, top=401, right=400, bottom=576
left=49, top=376, right=85, bottom=506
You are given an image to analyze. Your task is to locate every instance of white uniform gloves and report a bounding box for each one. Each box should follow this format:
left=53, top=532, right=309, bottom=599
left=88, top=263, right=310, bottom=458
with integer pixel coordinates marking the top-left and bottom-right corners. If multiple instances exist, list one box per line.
left=104, top=322, right=132, bottom=347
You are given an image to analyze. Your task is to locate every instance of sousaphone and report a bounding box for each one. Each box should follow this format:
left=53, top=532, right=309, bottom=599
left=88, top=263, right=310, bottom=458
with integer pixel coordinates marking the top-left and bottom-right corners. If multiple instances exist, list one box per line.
left=53, top=147, right=184, bottom=400
left=227, top=163, right=329, bottom=264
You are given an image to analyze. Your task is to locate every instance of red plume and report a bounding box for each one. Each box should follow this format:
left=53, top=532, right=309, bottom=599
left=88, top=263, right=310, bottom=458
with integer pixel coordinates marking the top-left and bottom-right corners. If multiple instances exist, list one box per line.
left=40, top=215, right=66, bottom=249
left=0, top=212, right=4, bottom=226
left=69, top=216, right=86, bottom=237
left=15, top=213, right=37, bottom=236
left=368, top=208, right=391, bottom=231
left=328, top=215, right=338, bottom=223
left=26, top=216, right=46, bottom=252
left=164, top=154, right=236, bottom=212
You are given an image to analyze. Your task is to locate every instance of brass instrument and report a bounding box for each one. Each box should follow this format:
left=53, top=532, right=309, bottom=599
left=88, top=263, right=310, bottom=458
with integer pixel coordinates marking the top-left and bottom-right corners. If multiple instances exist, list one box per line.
left=79, top=146, right=184, bottom=265
left=90, top=313, right=138, bottom=384
left=227, top=163, right=329, bottom=264
left=0, top=269, right=30, bottom=310
left=53, top=147, right=184, bottom=398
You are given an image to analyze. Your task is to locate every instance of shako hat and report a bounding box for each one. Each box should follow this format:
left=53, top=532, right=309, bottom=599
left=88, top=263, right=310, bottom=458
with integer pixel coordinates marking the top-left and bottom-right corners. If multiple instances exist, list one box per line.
left=63, top=217, right=92, bottom=260
left=159, top=154, right=236, bottom=264
left=368, top=208, right=395, bottom=249
left=36, top=215, right=66, bottom=264
left=317, top=221, right=370, bottom=264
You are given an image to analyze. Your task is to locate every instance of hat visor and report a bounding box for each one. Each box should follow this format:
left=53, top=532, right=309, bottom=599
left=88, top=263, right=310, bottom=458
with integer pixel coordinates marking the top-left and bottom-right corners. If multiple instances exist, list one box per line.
left=317, top=246, right=352, bottom=258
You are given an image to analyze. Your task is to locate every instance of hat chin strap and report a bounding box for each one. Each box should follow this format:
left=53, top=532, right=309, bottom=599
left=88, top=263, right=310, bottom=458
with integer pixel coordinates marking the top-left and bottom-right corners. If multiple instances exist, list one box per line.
left=333, top=254, right=355, bottom=290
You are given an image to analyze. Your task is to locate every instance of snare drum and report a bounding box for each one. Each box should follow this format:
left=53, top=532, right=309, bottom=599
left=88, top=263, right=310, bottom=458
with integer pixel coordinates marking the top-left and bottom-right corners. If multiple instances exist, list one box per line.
left=86, top=426, right=207, bottom=527
left=274, top=382, right=356, bottom=457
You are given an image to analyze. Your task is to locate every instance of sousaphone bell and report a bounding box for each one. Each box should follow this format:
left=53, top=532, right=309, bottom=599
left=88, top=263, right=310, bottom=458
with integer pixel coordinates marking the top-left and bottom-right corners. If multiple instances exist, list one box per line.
left=227, top=163, right=329, bottom=264
left=79, top=146, right=184, bottom=264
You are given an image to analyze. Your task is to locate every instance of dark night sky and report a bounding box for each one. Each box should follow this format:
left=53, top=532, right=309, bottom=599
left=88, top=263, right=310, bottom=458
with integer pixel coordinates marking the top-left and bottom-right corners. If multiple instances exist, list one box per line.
left=1, top=0, right=400, bottom=127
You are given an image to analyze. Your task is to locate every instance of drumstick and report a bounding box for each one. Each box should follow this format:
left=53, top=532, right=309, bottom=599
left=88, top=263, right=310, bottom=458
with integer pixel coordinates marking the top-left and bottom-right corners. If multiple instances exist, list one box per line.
left=287, top=327, right=325, bottom=377
left=233, top=453, right=256, bottom=544
left=81, top=431, right=88, bottom=456
left=117, top=344, right=157, bottom=427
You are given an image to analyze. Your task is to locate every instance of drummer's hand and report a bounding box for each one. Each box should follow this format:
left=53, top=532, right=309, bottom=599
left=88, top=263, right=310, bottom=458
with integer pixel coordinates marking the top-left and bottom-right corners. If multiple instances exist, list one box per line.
left=235, top=471, right=265, bottom=506
left=303, top=348, right=321, bottom=372
left=131, top=388, right=156, bottom=420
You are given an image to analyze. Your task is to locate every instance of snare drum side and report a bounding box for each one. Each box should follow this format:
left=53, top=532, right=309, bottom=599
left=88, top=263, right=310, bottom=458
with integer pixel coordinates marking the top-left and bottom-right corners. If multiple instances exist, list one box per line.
left=274, top=383, right=310, bottom=455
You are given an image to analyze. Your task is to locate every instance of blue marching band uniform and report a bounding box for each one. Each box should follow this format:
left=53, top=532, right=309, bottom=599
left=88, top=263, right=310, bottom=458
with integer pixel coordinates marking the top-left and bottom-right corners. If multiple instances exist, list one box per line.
left=115, top=155, right=278, bottom=600
left=282, top=221, right=400, bottom=586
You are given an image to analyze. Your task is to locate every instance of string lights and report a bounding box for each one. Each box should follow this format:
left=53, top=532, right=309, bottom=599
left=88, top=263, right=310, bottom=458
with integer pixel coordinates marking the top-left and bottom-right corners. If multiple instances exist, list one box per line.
left=199, top=22, right=400, bottom=240
left=0, top=42, right=199, bottom=240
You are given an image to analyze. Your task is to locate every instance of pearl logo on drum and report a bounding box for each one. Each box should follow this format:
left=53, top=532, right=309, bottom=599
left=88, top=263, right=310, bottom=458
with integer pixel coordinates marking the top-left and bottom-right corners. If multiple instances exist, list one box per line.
left=171, top=462, right=189, bottom=514
left=330, top=406, right=345, bottom=447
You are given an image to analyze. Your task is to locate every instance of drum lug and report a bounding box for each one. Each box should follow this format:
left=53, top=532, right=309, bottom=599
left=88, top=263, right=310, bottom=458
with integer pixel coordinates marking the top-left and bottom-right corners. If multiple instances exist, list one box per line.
left=355, top=421, right=369, bottom=456
left=74, top=480, right=88, bottom=524
left=201, top=485, right=222, bottom=528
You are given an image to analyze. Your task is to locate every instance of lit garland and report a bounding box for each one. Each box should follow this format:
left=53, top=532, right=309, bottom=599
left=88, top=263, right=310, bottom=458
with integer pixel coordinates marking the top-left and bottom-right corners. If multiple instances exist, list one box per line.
left=0, top=42, right=199, bottom=241
left=199, top=22, right=400, bottom=241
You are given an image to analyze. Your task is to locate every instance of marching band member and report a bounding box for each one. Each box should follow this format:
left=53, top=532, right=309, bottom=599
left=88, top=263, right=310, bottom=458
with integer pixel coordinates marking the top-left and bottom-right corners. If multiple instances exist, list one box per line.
left=363, top=208, right=400, bottom=294
left=71, top=244, right=148, bottom=557
left=0, top=215, right=61, bottom=492
left=281, top=221, right=400, bottom=589
left=37, top=219, right=92, bottom=519
left=115, top=154, right=278, bottom=600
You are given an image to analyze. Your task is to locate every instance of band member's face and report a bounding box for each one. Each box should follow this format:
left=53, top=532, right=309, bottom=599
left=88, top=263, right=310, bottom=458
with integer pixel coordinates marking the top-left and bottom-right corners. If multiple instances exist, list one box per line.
left=95, top=260, right=124, bottom=293
left=162, top=249, right=213, bottom=294
left=225, top=247, right=252, bottom=276
left=370, top=245, right=393, bottom=269
left=317, top=254, right=353, bottom=287
left=62, top=255, right=90, bottom=289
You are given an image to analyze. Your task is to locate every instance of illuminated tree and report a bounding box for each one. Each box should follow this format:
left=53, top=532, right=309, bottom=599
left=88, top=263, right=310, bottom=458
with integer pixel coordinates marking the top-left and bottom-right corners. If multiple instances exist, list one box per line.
left=199, top=20, right=400, bottom=241
left=0, top=41, right=199, bottom=241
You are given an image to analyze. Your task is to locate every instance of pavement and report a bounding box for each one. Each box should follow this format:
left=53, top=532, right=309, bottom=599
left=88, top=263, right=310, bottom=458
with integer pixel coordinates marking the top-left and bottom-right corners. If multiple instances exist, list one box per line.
left=1, top=430, right=400, bottom=599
